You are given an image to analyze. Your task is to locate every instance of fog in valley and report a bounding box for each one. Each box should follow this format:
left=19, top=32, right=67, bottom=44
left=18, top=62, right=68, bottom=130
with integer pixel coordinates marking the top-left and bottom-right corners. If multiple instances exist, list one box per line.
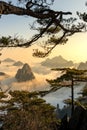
left=0, top=58, right=86, bottom=108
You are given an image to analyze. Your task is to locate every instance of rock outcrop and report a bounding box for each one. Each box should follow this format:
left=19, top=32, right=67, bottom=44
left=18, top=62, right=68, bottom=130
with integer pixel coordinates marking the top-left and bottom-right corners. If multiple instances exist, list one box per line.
left=15, top=63, right=35, bottom=82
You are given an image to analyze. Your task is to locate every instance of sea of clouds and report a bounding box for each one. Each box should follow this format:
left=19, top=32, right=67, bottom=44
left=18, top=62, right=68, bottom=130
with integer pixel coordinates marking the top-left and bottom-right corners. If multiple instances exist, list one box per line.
left=0, top=61, right=85, bottom=108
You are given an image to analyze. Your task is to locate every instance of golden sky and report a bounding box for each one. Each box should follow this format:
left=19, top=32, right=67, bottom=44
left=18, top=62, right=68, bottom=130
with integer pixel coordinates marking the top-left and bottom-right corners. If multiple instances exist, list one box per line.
left=0, top=32, right=87, bottom=64
left=49, top=32, right=87, bottom=62
left=0, top=0, right=87, bottom=64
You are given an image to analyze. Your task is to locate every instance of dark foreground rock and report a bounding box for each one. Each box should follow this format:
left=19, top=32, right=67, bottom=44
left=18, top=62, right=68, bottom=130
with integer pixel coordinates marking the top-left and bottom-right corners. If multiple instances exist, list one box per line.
left=15, top=63, right=35, bottom=82
left=59, top=106, right=87, bottom=130
left=68, top=106, right=87, bottom=130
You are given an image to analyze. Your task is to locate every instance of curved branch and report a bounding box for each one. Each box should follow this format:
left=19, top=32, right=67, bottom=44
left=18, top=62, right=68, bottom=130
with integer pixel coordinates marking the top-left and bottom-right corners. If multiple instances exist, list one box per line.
left=0, top=1, right=86, bottom=56
left=0, top=1, right=72, bottom=19
left=32, top=32, right=67, bottom=57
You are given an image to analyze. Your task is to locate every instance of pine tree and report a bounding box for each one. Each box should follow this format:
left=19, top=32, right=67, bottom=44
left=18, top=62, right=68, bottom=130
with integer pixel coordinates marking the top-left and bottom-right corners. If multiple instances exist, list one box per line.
left=46, top=68, right=87, bottom=116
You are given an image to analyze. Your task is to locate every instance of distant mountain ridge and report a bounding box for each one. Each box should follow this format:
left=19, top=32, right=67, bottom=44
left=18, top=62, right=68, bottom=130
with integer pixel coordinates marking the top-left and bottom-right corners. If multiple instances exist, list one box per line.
left=78, top=62, right=87, bottom=70
left=0, top=72, right=7, bottom=76
left=13, top=61, right=24, bottom=66
left=3, top=58, right=15, bottom=62
left=41, top=55, right=74, bottom=68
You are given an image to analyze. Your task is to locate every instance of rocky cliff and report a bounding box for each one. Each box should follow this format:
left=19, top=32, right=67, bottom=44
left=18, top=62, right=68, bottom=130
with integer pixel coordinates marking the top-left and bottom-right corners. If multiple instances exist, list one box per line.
left=15, top=63, right=35, bottom=82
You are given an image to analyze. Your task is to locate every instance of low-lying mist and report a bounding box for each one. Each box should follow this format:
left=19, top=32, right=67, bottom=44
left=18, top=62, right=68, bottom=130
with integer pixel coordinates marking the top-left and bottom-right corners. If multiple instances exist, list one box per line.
left=0, top=70, right=59, bottom=92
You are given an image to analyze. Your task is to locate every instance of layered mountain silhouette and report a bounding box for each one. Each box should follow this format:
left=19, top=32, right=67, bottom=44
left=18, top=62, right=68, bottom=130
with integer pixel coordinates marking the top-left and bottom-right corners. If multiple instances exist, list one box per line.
left=2, top=58, right=15, bottom=62
left=13, top=61, right=24, bottom=66
left=41, top=55, right=74, bottom=68
left=78, top=62, right=87, bottom=70
left=15, top=63, right=35, bottom=82
left=0, top=72, right=7, bottom=76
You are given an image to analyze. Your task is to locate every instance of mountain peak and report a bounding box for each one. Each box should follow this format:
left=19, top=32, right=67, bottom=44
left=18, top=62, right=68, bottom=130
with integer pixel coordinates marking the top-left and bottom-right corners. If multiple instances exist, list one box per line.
left=41, top=55, right=73, bottom=68
left=3, top=58, right=15, bottom=62
left=15, top=63, right=35, bottom=82
left=13, top=61, right=24, bottom=66
left=78, top=62, right=87, bottom=70
left=52, top=56, right=67, bottom=62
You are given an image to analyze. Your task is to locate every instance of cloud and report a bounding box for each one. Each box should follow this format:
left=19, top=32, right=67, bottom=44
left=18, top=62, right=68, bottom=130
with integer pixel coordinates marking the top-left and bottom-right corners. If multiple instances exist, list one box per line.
left=32, top=64, right=51, bottom=75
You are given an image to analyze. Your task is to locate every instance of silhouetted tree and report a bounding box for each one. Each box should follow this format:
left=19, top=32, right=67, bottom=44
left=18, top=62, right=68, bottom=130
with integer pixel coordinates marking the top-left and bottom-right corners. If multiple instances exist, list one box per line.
left=0, top=91, right=59, bottom=130
left=46, top=68, right=87, bottom=116
left=0, top=0, right=86, bottom=57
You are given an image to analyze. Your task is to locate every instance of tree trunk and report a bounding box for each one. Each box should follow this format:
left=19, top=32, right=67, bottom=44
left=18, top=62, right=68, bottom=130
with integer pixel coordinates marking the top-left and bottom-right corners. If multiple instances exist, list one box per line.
left=71, top=79, right=74, bottom=116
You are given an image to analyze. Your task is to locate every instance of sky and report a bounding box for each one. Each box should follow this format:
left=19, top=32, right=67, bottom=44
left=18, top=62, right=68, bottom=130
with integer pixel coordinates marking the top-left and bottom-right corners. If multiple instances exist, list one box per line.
left=0, top=0, right=87, bottom=64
